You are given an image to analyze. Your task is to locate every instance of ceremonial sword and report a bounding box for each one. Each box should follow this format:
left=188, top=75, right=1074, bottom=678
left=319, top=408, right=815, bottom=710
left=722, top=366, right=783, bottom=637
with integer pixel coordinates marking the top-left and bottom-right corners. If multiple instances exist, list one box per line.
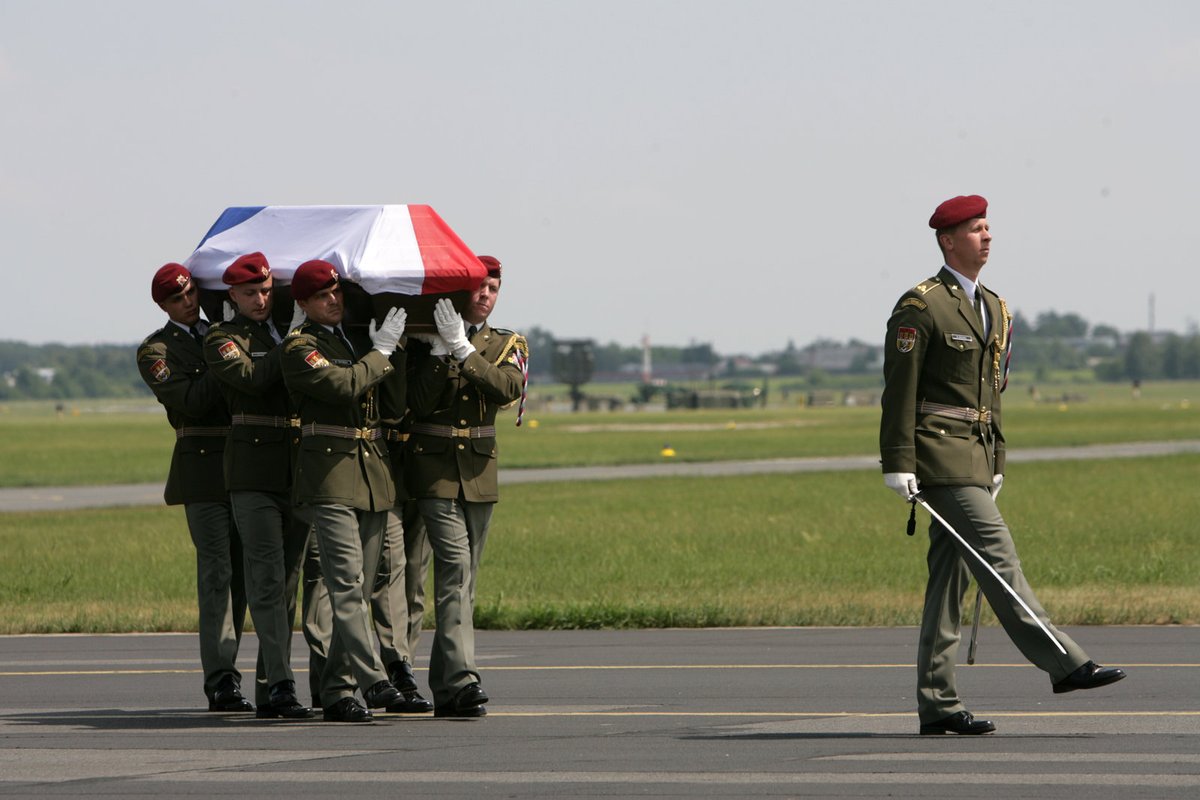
left=912, top=492, right=1067, bottom=656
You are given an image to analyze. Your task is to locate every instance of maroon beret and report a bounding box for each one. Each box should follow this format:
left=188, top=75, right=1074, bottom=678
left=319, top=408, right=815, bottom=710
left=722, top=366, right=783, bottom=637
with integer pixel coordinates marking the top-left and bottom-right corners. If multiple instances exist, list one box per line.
left=151, top=263, right=192, bottom=303
left=929, top=195, right=988, bottom=230
left=478, top=255, right=502, bottom=278
left=223, top=252, right=271, bottom=285
left=291, top=259, right=341, bottom=301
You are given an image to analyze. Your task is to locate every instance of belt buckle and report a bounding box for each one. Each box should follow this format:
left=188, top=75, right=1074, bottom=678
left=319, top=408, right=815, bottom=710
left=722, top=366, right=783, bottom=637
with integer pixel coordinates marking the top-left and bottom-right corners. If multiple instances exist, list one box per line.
left=358, top=427, right=371, bottom=440
left=452, top=426, right=471, bottom=438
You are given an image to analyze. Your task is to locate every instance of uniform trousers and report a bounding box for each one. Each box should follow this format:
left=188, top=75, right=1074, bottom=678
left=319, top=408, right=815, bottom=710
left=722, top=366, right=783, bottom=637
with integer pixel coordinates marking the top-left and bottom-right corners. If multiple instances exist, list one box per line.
left=308, top=504, right=389, bottom=704
left=917, top=484, right=1090, bottom=722
left=372, top=500, right=431, bottom=669
left=228, top=490, right=308, bottom=704
left=299, top=526, right=332, bottom=705
left=419, top=497, right=493, bottom=707
left=182, top=501, right=246, bottom=699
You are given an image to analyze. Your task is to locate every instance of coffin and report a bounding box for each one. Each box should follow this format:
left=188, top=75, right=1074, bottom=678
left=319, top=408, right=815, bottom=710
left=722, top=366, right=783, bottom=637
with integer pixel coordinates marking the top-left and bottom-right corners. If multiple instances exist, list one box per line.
left=183, top=205, right=487, bottom=332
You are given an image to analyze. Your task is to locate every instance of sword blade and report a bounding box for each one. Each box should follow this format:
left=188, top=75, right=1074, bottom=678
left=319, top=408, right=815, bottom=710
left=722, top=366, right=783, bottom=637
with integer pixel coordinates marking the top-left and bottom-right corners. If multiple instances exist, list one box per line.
left=914, top=494, right=1067, bottom=655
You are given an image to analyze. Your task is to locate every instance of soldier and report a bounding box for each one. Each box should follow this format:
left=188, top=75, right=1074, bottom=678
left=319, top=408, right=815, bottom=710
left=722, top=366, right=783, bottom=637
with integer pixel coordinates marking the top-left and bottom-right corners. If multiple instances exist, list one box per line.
left=204, top=252, right=313, bottom=720
left=136, top=263, right=251, bottom=713
left=407, top=255, right=528, bottom=717
left=280, top=259, right=408, bottom=723
left=880, top=195, right=1126, bottom=735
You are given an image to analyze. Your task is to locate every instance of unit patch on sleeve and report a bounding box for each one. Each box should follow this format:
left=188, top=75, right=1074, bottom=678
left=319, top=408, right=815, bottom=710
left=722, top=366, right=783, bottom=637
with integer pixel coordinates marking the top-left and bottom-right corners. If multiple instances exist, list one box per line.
left=217, top=341, right=240, bottom=361
left=151, top=359, right=170, bottom=382
left=305, top=350, right=331, bottom=369
left=897, top=327, right=917, bottom=353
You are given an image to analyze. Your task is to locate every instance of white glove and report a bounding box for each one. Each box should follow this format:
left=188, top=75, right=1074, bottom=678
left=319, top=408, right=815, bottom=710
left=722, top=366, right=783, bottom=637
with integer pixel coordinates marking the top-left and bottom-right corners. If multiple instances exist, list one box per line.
left=288, top=301, right=306, bottom=333
left=991, top=474, right=1004, bottom=499
left=222, top=300, right=236, bottom=322
left=410, top=333, right=451, bottom=357
left=369, top=307, right=407, bottom=356
left=884, top=472, right=919, bottom=501
left=433, top=297, right=476, bottom=362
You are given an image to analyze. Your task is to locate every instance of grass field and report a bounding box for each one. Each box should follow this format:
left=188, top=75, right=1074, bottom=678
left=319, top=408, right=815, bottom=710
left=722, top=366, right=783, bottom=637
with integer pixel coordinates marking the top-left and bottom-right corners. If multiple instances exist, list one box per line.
left=1, top=455, right=1196, bottom=634
left=1, top=379, right=1197, bottom=486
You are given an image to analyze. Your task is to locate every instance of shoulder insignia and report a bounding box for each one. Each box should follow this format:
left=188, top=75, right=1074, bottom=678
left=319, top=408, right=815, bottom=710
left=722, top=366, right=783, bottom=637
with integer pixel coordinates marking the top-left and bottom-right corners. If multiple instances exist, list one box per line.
left=151, top=358, right=170, bottom=382
left=914, top=276, right=942, bottom=295
left=217, top=340, right=240, bottom=361
left=136, top=344, right=158, bottom=360
left=899, top=297, right=927, bottom=311
left=304, top=350, right=330, bottom=369
left=896, top=327, right=917, bottom=353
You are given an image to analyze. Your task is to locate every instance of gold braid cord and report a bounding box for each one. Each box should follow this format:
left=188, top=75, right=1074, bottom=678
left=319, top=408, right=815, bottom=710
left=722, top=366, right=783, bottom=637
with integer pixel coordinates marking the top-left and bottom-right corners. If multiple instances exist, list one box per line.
left=493, top=333, right=529, bottom=367
left=992, top=296, right=1012, bottom=390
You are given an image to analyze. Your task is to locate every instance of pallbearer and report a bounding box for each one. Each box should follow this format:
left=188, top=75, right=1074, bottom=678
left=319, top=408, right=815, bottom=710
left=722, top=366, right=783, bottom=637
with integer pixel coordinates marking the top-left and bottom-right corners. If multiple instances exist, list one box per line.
left=137, top=263, right=250, bottom=713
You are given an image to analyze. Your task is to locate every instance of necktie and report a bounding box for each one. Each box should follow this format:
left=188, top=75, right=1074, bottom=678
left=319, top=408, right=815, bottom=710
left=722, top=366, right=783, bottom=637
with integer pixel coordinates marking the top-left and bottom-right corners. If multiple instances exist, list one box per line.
left=188, top=325, right=204, bottom=348
left=467, top=325, right=478, bottom=340
left=334, top=326, right=355, bottom=357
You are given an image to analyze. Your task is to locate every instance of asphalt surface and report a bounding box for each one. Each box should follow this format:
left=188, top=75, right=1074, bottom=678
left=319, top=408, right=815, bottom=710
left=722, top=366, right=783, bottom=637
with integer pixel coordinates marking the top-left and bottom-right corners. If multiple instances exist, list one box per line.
left=3, top=439, right=1199, bottom=512
left=1, top=627, right=1196, bottom=798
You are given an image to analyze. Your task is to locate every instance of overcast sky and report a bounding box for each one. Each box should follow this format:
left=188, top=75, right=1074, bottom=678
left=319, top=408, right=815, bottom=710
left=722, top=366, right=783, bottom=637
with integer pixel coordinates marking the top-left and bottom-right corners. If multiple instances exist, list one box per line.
left=3, top=0, right=1198, bottom=354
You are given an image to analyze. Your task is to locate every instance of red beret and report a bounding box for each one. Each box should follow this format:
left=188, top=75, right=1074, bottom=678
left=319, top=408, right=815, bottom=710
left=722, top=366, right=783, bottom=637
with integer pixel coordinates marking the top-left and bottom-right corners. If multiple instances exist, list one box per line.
left=223, top=252, right=271, bottom=285
left=151, top=263, right=192, bottom=303
left=929, top=195, right=988, bottom=230
left=291, top=259, right=341, bottom=301
left=478, top=255, right=502, bottom=278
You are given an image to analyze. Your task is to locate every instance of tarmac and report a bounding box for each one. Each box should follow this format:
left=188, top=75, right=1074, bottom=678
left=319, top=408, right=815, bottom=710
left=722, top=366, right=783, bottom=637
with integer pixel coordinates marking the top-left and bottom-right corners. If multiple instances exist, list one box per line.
left=1, top=626, right=1197, bottom=798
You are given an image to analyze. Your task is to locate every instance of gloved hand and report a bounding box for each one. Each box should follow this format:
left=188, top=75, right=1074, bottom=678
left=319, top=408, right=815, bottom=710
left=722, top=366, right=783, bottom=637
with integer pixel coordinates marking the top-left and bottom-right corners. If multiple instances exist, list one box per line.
left=991, top=473, right=1004, bottom=499
left=408, top=333, right=451, bottom=357
left=433, top=297, right=476, bottom=362
left=369, top=307, right=407, bottom=356
left=222, top=300, right=236, bottom=322
left=884, top=472, right=919, bottom=501
left=288, top=301, right=306, bottom=333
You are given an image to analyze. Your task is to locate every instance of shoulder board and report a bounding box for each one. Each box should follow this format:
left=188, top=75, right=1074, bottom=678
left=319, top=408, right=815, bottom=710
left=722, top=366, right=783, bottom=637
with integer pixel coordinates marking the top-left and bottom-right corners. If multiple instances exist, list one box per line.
left=283, top=335, right=313, bottom=353
left=137, top=341, right=163, bottom=360
left=490, top=327, right=517, bottom=336
left=914, top=276, right=943, bottom=296
left=139, top=327, right=166, bottom=347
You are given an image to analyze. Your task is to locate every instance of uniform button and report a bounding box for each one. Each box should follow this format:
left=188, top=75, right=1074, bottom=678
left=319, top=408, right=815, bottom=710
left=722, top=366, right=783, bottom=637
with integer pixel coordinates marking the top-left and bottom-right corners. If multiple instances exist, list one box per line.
left=457, top=443, right=465, bottom=450
left=253, top=438, right=259, bottom=443
left=326, top=448, right=332, bottom=453
left=364, top=451, right=370, bottom=458
left=462, top=395, right=469, bottom=401
left=361, top=403, right=367, bottom=409
left=460, top=419, right=468, bottom=426
left=199, top=449, right=206, bottom=455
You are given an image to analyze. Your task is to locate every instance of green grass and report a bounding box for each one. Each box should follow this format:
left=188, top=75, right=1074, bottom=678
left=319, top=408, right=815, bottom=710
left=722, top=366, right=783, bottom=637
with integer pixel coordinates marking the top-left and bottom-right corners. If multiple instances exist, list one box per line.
left=3, top=456, right=1196, bottom=633
left=2, top=381, right=1197, bottom=485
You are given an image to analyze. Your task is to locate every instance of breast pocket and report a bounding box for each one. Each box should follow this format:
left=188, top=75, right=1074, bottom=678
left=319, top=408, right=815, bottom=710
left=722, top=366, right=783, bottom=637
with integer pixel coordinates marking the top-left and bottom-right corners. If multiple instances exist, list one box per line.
left=941, top=332, right=982, bottom=384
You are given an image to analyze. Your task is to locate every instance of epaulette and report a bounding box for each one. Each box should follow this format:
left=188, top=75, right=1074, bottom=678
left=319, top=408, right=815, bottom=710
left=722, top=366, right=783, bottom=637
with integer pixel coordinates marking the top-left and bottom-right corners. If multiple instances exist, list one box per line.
left=493, top=330, right=529, bottom=367
left=913, top=275, right=943, bottom=296
left=139, top=327, right=166, bottom=347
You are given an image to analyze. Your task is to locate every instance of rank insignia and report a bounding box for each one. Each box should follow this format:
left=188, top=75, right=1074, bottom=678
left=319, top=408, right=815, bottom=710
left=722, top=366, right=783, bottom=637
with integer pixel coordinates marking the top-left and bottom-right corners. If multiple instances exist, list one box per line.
left=217, top=341, right=240, bottom=361
left=897, top=327, right=916, bottom=353
left=305, top=350, right=331, bottom=369
left=151, top=359, right=170, bottom=382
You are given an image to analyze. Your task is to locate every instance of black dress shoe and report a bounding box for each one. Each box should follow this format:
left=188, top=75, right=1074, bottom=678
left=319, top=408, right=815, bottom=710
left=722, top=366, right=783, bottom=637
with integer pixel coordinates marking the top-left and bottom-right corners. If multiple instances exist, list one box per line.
left=387, top=661, right=420, bottom=693
left=919, top=711, right=996, bottom=735
left=384, top=662, right=433, bottom=713
left=1053, top=661, right=1127, bottom=694
left=256, top=680, right=314, bottom=720
left=434, top=704, right=487, bottom=718
left=323, top=697, right=373, bottom=723
left=363, top=679, right=402, bottom=709
left=208, top=675, right=255, bottom=713
left=451, top=682, right=489, bottom=710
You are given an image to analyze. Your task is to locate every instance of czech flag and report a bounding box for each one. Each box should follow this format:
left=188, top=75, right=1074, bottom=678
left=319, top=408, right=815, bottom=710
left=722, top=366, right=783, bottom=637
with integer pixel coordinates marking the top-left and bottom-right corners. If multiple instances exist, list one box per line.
left=184, top=205, right=487, bottom=296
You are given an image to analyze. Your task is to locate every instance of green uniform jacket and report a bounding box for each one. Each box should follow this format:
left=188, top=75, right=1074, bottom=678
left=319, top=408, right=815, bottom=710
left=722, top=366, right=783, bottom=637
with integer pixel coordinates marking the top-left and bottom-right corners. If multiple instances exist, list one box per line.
left=203, top=315, right=293, bottom=493
left=880, top=268, right=1012, bottom=486
left=406, top=324, right=528, bottom=503
left=280, top=322, right=403, bottom=512
left=136, top=322, right=230, bottom=505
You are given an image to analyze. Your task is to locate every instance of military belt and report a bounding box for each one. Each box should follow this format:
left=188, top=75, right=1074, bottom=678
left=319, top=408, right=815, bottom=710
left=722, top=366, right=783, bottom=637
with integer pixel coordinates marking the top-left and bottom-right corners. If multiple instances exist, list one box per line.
left=384, top=429, right=410, bottom=443
left=300, top=422, right=383, bottom=441
left=409, top=422, right=497, bottom=439
left=175, top=425, right=231, bottom=440
left=231, top=413, right=300, bottom=428
left=917, top=400, right=992, bottom=424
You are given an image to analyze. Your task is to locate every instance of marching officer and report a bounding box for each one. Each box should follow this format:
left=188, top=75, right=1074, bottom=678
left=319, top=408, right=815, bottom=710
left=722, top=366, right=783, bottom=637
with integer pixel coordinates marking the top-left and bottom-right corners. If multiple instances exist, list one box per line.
left=136, top=263, right=251, bottom=713
left=204, top=252, right=313, bottom=720
left=880, top=194, right=1126, bottom=735
left=280, top=259, right=409, bottom=723
left=407, top=255, right=528, bottom=717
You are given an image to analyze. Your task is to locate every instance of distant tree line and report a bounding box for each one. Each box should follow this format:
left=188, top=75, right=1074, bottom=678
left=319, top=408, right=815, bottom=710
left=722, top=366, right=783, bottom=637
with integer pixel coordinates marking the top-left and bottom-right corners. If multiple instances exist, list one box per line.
left=2, top=315, right=1198, bottom=401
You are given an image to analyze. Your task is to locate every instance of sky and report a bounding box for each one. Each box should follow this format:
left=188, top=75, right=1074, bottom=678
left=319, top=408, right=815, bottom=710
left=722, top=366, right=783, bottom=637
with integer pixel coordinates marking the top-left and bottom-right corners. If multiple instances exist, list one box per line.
left=2, top=0, right=1199, bottom=355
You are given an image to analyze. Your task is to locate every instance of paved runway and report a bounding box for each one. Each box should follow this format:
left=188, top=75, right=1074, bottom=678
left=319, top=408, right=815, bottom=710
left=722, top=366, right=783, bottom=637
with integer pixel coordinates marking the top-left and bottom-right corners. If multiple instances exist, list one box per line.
left=1, top=626, right=1196, bottom=797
